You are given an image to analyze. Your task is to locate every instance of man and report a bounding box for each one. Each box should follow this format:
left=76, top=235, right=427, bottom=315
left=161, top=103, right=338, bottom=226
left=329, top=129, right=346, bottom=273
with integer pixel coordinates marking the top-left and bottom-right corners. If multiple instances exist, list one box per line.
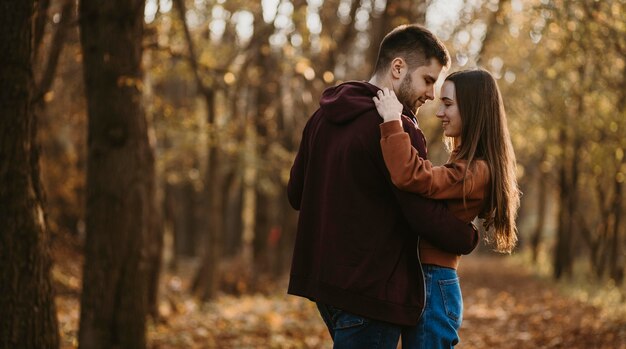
left=287, top=24, right=478, bottom=348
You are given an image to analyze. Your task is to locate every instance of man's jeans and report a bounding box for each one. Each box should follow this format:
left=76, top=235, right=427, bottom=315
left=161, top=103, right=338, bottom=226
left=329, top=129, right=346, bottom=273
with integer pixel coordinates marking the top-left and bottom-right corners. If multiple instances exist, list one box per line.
left=402, top=265, right=463, bottom=348
left=316, top=303, right=401, bottom=349
left=316, top=266, right=463, bottom=349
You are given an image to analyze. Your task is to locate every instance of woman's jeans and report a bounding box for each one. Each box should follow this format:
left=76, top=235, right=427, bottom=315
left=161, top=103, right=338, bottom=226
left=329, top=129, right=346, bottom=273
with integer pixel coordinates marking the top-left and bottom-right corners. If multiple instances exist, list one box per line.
left=316, top=265, right=463, bottom=349
left=402, top=264, right=464, bottom=349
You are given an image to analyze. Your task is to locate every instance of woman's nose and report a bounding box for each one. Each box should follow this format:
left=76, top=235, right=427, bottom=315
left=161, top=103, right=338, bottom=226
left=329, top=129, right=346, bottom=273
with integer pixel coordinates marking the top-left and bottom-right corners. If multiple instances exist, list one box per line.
left=435, top=105, right=444, bottom=118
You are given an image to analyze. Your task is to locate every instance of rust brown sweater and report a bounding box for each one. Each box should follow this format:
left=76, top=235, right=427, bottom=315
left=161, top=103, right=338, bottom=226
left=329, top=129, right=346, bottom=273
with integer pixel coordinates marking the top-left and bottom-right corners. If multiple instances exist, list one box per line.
left=380, top=120, right=490, bottom=269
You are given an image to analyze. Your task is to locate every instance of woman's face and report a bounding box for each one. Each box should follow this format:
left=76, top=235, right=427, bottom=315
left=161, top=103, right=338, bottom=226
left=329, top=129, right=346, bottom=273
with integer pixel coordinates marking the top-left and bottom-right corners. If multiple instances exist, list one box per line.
left=436, top=81, right=462, bottom=139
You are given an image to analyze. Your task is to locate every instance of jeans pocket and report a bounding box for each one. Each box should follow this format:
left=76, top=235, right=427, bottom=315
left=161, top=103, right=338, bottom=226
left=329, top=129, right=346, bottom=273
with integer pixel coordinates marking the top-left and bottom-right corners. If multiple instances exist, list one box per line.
left=438, top=277, right=463, bottom=326
left=331, top=308, right=368, bottom=330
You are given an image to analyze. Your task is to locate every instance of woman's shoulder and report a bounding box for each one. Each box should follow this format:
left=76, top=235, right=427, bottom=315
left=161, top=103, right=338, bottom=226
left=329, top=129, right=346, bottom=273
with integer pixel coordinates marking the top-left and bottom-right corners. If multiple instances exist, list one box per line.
left=470, top=159, right=491, bottom=183
left=448, top=158, right=490, bottom=178
left=473, top=158, right=489, bottom=169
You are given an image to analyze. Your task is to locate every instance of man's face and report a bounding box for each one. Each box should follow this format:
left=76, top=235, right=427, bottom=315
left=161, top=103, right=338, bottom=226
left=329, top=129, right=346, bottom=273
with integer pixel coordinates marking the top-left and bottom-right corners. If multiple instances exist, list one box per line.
left=396, top=58, right=443, bottom=113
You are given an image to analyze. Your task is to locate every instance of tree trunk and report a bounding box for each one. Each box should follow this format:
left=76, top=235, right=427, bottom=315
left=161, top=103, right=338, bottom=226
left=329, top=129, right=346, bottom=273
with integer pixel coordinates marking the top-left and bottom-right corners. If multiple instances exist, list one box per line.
left=366, top=0, right=429, bottom=75
left=146, top=165, right=162, bottom=320
left=78, top=0, right=153, bottom=348
left=530, top=168, right=548, bottom=264
left=585, top=180, right=610, bottom=279
left=253, top=38, right=279, bottom=278
left=475, top=0, right=509, bottom=65
left=172, top=0, right=223, bottom=301
left=609, top=163, right=624, bottom=283
left=191, top=92, right=224, bottom=301
left=34, top=0, right=75, bottom=106
left=240, top=116, right=258, bottom=286
left=173, top=181, right=199, bottom=259
left=223, top=167, right=243, bottom=257
left=0, top=1, right=60, bottom=347
left=553, top=128, right=572, bottom=279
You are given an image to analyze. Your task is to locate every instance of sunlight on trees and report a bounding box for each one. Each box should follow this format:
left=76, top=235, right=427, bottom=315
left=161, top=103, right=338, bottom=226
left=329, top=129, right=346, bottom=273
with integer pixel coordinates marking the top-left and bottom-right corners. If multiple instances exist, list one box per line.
left=19, top=0, right=626, bottom=346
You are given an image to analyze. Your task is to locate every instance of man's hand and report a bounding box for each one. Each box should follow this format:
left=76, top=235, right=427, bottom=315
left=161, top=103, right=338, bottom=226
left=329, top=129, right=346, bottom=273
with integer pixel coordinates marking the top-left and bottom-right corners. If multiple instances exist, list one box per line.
left=373, top=88, right=403, bottom=123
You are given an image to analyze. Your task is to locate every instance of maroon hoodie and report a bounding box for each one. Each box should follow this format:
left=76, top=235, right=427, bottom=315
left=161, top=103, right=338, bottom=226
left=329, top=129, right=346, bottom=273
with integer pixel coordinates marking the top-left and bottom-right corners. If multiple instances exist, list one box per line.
left=287, top=81, right=478, bottom=326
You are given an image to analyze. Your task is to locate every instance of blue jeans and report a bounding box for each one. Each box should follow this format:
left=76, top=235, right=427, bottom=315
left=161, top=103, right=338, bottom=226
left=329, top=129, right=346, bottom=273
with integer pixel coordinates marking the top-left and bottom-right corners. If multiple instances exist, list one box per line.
left=402, top=265, right=463, bottom=349
left=316, top=303, right=401, bottom=349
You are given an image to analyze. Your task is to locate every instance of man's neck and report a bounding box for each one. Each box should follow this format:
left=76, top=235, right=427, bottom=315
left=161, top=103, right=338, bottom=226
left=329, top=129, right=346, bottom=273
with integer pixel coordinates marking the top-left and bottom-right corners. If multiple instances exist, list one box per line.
left=368, top=74, right=393, bottom=90
left=368, top=74, right=418, bottom=118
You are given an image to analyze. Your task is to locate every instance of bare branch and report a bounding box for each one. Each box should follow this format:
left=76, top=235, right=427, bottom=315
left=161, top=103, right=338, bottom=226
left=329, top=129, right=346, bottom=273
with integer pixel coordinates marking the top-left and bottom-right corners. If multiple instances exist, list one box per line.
left=34, top=0, right=51, bottom=57
left=33, top=0, right=74, bottom=106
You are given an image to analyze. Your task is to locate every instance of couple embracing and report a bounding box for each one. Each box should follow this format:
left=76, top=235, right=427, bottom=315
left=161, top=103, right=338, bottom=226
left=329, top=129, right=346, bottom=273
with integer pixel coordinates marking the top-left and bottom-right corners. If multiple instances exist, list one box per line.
left=287, top=24, right=520, bottom=348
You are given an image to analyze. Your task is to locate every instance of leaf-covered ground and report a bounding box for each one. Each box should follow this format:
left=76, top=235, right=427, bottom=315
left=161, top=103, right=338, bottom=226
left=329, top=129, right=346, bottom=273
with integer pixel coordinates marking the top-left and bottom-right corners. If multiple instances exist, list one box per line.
left=458, top=256, right=626, bottom=348
left=54, top=251, right=626, bottom=348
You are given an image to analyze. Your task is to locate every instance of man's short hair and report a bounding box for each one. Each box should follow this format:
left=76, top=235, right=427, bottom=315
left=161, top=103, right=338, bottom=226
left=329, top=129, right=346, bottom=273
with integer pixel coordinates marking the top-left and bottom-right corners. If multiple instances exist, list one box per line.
left=373, top=24, right=450, bottom=75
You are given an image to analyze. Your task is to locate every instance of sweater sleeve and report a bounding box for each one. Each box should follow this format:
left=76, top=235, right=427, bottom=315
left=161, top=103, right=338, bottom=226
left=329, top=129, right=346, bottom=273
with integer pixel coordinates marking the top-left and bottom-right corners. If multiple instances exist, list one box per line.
left=365, top=116, right=479, bottom=255
left=380, top=120, right=489, bottom=200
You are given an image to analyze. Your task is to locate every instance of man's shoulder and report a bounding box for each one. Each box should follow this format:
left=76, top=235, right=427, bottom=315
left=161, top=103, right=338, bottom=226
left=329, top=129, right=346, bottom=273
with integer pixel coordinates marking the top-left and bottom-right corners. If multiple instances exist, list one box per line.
left=400, top=115, right=426, bottom=139
left=400, top=114, right=428, bottom=157
left=400, top=114, right=419, bottom=131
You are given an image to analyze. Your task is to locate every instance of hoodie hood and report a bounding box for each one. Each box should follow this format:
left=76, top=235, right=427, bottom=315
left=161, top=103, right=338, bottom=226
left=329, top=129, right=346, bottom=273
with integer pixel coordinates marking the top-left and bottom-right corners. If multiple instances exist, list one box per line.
left=319, top=81, right=380, bottom=124
left=320, top=81, right=418, bottom=126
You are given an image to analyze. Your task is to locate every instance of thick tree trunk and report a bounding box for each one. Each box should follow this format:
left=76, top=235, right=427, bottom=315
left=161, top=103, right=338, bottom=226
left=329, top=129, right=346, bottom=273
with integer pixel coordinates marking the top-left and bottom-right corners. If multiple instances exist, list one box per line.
left=0, top=1, right=60, bottom=348
left=78, top=1, right=153, bottom=348
left=191, top=92, right=224, bottom=301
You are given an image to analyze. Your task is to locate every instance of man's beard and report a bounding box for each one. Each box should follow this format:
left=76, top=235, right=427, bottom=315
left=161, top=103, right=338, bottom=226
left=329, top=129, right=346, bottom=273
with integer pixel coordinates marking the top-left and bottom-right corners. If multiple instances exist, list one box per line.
left=396, top=74, right=419, bottom=113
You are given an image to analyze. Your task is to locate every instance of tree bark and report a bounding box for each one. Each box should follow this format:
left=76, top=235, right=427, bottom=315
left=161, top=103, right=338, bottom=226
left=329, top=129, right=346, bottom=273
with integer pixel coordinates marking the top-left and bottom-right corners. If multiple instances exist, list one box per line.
left=530, top=167, right=548, bottom=264
left=476, top=0, right=509, bottom=65
left=172, top=181, right=198, bottom=259
left=172, top=0, right=225, bottom=300
left=0, top=0, right=60, bottom=348
left=191, top=91, right=223, bottom=301
left=553, top=128, right=572, bottom=279
left=34, top=0, right=75, bottom=106
left=252, top=15, right=281, bottom=278
left=77, top=0, right=154, bottom=348
left=609, top=159, right=624, bottom=283
left=146, top=161, right=162, bottom=321
left=34, top=0, right=51, bottom=58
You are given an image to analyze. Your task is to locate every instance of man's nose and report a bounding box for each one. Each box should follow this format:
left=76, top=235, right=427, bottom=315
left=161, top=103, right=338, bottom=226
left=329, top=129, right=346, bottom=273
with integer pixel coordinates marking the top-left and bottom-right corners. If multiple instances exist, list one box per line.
left=425, top=86, right=435, bottom=100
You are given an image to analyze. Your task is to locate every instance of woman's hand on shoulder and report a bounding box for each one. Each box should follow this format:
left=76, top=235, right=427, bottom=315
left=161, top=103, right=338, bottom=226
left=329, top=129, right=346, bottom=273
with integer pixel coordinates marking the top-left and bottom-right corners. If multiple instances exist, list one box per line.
left=373, top=88, right=403, bottom=123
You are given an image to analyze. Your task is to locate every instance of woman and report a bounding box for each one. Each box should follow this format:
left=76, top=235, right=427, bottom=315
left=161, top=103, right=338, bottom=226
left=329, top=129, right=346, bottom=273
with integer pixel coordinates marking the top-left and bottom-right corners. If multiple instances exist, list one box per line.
left=373, top=69, right=520, bottom=348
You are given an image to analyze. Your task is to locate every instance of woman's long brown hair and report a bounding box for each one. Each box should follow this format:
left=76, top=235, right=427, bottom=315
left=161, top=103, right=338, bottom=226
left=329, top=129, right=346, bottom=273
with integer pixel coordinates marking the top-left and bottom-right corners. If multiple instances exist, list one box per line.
left=445, top=69, right=521, bottom=253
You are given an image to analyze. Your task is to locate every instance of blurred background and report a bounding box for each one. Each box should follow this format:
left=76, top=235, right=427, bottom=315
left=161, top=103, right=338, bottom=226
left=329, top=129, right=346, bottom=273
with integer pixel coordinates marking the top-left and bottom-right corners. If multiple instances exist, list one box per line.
left=31, top=0, right=625, bottom=347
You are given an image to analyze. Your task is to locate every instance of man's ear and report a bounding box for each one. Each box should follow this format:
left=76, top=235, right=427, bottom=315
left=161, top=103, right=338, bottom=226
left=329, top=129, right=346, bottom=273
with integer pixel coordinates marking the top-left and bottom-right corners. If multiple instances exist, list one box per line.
left=391, top=58, right=405, bottom=79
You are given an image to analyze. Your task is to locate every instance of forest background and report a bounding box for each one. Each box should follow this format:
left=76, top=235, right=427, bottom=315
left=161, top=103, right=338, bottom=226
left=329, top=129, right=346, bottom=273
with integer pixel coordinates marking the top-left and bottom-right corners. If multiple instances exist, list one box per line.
left=1, top=0, right=626, bottom=348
